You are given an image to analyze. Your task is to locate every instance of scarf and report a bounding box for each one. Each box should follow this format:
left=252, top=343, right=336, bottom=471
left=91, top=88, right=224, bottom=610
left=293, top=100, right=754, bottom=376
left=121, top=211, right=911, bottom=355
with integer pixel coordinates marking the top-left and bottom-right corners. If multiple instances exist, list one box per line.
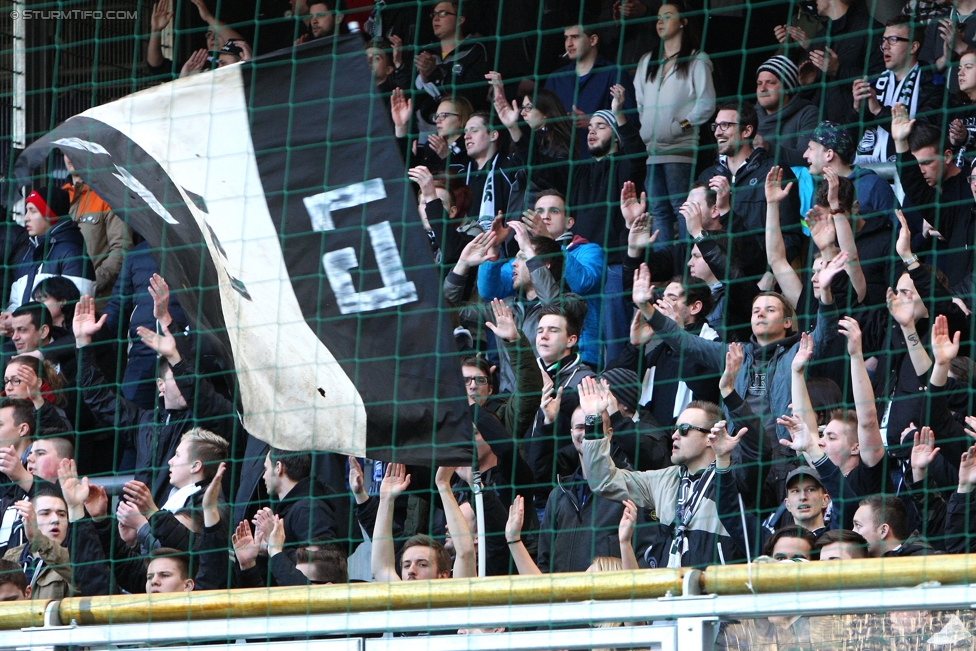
left=856, top=64, right=922, bottom=164
left=667, top=463, right=716, bottom=569
left=468, top=154, right=499, bottom=232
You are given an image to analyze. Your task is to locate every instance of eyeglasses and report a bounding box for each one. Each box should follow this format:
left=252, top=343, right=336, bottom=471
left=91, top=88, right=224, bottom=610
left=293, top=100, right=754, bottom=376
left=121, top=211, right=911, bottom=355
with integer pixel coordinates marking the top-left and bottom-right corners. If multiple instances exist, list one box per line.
left=880, top=35, right=911, bottom=48
left=710, top=121, right=739, bottom=132
left=430, top=9, right=457, bottom=18
left=463, top=376, right=489, bottom=386
left=3, top=377, right=22, bottom=387
left=433, top=112, right=459, bottom=122
left=520, top=103, right=533, bottom=113
left=673, top=423, right=711, bottom=437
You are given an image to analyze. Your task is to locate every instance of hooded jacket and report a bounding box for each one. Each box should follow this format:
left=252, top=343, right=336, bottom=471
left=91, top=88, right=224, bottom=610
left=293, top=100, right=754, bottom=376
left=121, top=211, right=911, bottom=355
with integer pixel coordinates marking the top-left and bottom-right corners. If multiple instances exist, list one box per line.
left=9, top=218, right=95, bottom=311
left=755, top=96, right=819, bottom=168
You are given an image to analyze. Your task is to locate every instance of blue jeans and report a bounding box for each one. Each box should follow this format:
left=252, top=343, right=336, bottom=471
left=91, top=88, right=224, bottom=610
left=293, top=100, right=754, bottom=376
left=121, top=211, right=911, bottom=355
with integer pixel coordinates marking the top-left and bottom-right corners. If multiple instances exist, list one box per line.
left=647, top=162, right=693, bottom=247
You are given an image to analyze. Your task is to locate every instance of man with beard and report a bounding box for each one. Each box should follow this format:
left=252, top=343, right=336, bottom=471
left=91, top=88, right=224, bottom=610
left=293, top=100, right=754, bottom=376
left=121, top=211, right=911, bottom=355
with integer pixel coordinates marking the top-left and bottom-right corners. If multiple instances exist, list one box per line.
left=567, top=84, right=645, bottom=363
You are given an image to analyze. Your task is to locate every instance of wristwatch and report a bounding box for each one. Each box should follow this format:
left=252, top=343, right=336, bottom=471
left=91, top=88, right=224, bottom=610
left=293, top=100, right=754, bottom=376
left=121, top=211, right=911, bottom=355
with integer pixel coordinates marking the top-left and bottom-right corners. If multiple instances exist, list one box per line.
left=584, top=414, right=601, bottom=427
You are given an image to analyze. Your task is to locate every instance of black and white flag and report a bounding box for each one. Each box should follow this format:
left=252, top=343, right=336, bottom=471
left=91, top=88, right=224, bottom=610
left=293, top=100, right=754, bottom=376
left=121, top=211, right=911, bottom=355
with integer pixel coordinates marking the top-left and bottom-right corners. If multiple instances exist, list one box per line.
left=14, top=36, right=471, bottom=464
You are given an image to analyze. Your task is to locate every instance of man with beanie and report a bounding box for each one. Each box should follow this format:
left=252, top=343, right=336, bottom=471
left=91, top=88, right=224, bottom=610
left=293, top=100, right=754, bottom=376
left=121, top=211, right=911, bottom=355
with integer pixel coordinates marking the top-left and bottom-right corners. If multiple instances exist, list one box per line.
left=568, top=85, right=645, bottom=364
left=598, top=367, right=673, bottom=472
left=754, top=55, right=818, bottom=168
left=8, top=186, right=94, bottom=312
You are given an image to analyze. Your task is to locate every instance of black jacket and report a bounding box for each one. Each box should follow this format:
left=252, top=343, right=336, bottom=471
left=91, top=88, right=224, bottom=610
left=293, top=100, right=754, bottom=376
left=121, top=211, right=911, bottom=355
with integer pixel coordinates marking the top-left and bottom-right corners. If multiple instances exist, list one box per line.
left=79, top=345, right=236, bottom=505
left=567, top=120, right=647, bottom=264
left=537, top=471, right=625, bottom=574
left=697, top=148, right=803, bottom=279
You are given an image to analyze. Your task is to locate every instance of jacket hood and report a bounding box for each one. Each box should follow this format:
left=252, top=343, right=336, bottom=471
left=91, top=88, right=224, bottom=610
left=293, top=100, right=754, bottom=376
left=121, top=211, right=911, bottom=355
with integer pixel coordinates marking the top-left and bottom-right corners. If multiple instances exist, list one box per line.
left=756, top=95, right=816, bottom=125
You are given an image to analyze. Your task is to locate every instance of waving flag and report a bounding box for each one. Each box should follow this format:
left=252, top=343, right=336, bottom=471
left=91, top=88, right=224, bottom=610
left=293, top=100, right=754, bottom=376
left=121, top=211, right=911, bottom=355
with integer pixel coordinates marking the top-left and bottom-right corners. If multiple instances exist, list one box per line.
left=13, top=36, right=471, bottom=464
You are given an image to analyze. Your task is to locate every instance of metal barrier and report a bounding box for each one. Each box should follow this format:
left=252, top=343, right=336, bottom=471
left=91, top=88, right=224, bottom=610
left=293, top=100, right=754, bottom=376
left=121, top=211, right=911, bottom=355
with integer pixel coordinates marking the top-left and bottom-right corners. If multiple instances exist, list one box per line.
left=0, top=557, right=974, bottom=651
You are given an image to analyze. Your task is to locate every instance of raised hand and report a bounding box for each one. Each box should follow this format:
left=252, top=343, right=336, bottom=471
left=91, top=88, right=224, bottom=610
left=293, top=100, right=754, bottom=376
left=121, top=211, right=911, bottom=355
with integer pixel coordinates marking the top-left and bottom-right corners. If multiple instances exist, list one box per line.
left=708, top=175, right=731, bottom=214
left=895, top=210, right=914, bottom=261
left=202, top=462, right=226, bottom=527
left=151, top=0, right=174, bottom=32
left=791, top=332, right=814, bottom=373
left=807, top=207, right=837, bottom=253
left=630, top=310, right=654, bottom=347
left=123, top=480, right=159, bottom=517
left=232, top=520, right=260, bottom=569
left=520, top=209, right=551, bottom=239
left=14, top=364, right=43, bottom=408
left=964, top=415, right=976, bottom=441
left=389, top=35, right=403, bottom=69
left=817, top=250, right=849, bottom=288
left=627, top=213, right=657, bottom=253
left=886, top=287, right=916, bottom=328
left=485, top=298, right=519, bottom=343
left=950, top=119, right=968, bottom=147
left=0, top=446, right=27, bottom=484
left=427, top=134, right=449, bottom=159
left=809, top=47, right=839, bottom=76
left=379, top=463, right=411, bottom=501
left=390, top=88, right=412, bottom=128
left=618, top=499, right=637, bottom=544
left=180, top=49, right=209, bottom=77
left=487, top=72, right=519, bottom=129
left=14, top=500, right=35, bottom=542
left=823, top=167, right=842, bottom=210
left=85, top=484, right=109, bottom=520
left=455, top=230, right=498, bottom=272
left=959, top=444, right=976, bottom=491
left=632, top=263, right=654, bottom=307
left=434, top=465, right=457, bottom=490
left=931, top=314, right=961, bottom=366
left=251, top=506, right=274, bottom=553
left=57, top=458, right=89, bottom=511
left=407, top=166, right=438, bottom=204
left=149, top=273, right=172, bottom=325
left=72, top=295, right=107, bottom=346
left=910, top=426, right=941, bottom=473
left=719, top=342, right=743, bottom=396
left=348, top=456, right=368, bottom=503
left=505, top=494, right=525, bottom=543
left=679, top=200, right=704, bottom=237
left=578, top=376, right=609, bottom=418
left=136, top=321, right=178, bottom=361
left=509, top=220, right=534, bottom=257
left=708, top=419, right=747, bottom=464
left=838, top=316, right=863, bottom=357
left=267, top=515, right=286, bottom=557
left=116, top=499, right=148, bottom=532
left=764, top=166, right=794, bottom=204
left=610, top=84, right=626, bottom=116
left=620, top=181, right=647, bottom=229
left=890, top=102, right=915, bottom=143
left=777, top=413, right=815, bottom=453
left=541, top=385, right=563, bottom=425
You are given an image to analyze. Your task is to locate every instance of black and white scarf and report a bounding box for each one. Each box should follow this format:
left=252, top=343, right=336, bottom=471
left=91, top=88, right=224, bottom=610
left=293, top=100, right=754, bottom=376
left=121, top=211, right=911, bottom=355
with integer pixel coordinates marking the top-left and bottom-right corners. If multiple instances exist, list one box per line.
left=667, top=463, right=717, bottom=568
left=856, top=64, right=922, bottom=164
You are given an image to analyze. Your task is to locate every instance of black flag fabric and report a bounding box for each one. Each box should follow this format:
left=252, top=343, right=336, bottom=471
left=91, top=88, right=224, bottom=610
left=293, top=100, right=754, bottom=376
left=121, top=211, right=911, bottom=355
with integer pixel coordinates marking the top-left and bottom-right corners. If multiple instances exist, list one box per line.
left=14, top=36, right=471, bottom=464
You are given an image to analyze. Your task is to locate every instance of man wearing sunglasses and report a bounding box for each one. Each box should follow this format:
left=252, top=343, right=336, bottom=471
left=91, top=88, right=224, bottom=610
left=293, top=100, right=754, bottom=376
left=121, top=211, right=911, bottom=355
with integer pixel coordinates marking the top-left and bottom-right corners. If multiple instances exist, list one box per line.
left=852, top=15, right=941, bottom=165
left=580, top=386, right=746, bottom=569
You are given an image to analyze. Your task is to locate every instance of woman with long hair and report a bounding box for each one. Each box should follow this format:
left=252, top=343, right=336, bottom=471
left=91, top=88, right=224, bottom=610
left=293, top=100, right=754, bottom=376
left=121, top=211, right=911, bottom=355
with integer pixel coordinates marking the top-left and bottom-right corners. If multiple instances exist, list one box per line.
left=489, top=72, right=573, bottom=195
left=634, top=2, right=715, bottom=246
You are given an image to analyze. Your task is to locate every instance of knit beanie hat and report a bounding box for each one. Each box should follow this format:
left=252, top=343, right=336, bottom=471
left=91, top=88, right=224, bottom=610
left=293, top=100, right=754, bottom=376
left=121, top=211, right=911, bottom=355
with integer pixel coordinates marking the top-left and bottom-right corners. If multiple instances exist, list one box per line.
left=757, top=55, right=799, bottom=95
left=600, top=367, right=641, bottom=413
left=25, top=186, right=70, bottom=226
left=591, top=109, right=620, bottom=141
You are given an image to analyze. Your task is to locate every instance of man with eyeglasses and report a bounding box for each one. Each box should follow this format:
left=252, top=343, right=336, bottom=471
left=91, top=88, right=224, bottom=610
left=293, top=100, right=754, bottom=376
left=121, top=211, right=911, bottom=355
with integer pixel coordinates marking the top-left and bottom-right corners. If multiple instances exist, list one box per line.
left=412, top=1, right=489, bottom=126
left=891, top=103, right=974, bottom=298
left=580, top=388, right=747, bottom=569
left=853, top=15, right=941, bottom=165
left=697, top=100, right=802, bottom=279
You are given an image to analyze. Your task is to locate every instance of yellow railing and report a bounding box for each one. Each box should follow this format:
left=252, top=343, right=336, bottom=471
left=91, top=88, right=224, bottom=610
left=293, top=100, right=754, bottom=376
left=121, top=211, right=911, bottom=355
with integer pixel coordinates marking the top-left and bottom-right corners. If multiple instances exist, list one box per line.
left=3, top=555, right=975, bottom=631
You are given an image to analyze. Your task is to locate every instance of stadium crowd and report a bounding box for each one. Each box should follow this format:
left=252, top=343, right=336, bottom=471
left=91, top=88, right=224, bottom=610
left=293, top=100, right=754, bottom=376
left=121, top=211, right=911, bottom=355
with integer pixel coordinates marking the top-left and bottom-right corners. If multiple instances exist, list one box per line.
left=1, top=1, right=975, bottom=645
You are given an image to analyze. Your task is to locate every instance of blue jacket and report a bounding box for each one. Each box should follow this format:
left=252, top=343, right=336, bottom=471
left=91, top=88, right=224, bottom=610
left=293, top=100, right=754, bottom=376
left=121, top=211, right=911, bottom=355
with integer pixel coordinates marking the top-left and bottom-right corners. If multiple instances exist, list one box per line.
left=9, top=218, right=94, bottom=309
left=478, top=235, right=604, bottom=366
left=544, top=57, right=638, bottom=159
